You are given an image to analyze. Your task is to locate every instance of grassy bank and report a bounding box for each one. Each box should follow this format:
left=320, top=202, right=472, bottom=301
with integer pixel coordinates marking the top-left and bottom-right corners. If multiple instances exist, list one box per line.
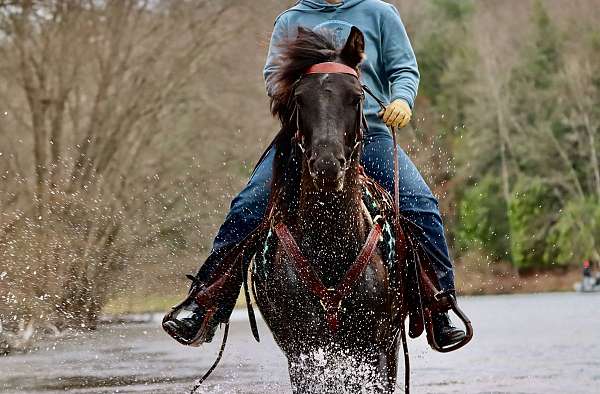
left=102, top=294, right=184, bottom=316
left=455, top=263, right=580, bottom=296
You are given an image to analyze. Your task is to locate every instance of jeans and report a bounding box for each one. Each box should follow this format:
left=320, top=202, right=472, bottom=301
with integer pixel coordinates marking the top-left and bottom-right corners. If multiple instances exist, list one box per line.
left=197, top=130, right=455, bottom=291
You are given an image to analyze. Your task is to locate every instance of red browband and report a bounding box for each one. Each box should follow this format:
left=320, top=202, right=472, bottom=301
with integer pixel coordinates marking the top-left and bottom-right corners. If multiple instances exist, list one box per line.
left=305, top=62, right=358, bottom=78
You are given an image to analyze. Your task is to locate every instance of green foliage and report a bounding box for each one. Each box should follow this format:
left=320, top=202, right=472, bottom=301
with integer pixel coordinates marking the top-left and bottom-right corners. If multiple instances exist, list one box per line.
left=510, top=1, right=562, bottom=123
left=528, top=0, right=562, bottom=87
left=507, top=178, right=560, bottom=270
left=547, top=198, right=600, bottom=266
left=431, top=0, right=473, bottom=21
left=452, top=0, right=600, bottom=272
left=457, top=176, right=511, bottom=260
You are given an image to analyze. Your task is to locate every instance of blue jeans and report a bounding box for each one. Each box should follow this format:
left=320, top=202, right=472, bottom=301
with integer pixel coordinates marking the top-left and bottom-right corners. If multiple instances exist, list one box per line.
left=197, top=131, right=455, bottom=291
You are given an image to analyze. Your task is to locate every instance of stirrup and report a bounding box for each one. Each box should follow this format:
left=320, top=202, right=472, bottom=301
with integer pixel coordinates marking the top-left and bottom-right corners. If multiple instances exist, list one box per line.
left=424, top=291, right=473, bottom=353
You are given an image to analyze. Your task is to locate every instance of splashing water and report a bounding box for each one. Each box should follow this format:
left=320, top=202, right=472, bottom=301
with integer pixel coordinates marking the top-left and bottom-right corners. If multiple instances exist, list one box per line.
left=289, top=346, right=388, bottom=394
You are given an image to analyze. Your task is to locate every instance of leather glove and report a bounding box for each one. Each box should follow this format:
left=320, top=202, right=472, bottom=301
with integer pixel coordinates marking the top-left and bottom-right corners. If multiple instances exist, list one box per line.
left=379, top=99, right=412, bottom=128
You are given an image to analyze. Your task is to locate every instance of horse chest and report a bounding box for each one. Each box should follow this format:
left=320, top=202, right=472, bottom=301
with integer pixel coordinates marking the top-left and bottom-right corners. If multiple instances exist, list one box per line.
left=300, top=233, right=363, bottom=286
left=259, top=226, right=389, bottom=314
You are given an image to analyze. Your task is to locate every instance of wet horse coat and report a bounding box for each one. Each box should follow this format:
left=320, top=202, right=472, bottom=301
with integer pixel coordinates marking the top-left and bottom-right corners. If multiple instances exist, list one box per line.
left=251, top=27, right=407, bottom=393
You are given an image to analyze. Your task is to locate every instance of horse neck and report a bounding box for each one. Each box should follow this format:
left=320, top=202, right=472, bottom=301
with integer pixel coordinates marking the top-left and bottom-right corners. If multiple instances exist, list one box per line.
left=296, top=161, right=366, bottom=285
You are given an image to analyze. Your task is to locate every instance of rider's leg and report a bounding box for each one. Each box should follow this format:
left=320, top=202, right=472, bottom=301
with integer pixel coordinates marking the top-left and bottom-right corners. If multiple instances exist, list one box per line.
left=361, top=134, right=454, bottom=291
left=162, top=147, right=274, bottom=344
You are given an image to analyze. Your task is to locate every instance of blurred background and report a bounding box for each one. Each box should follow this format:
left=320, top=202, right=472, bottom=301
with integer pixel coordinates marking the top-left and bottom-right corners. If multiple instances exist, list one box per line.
left=1, top=0, right=599, bottom=354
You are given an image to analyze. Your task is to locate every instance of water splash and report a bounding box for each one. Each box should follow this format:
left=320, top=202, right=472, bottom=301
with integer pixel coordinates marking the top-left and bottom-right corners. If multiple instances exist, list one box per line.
left=289, top=346, right=389, bottom=394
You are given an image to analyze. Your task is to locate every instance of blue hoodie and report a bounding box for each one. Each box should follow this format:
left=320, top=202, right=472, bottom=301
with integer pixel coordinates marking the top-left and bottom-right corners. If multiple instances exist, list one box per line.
left=264, top=0, right=420, bottom=135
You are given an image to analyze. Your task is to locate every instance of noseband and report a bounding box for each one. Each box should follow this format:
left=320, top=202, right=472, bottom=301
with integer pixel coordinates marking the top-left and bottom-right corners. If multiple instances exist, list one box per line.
left=290, top=62, right=369, bottom=170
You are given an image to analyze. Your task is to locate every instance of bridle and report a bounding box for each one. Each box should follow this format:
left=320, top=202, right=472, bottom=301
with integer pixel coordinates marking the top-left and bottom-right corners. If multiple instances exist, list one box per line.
left=289, top=62, right=369, bottom=171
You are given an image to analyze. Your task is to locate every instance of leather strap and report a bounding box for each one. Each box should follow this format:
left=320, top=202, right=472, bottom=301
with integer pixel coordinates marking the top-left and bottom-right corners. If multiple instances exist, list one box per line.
left=242, top=249, right=260, bottom=343
left=274, top=220, right=382, bottom=333
left=193, top=264, right=236, bottom=307
left=361, top=83, right=412, bottom=393
left=305, top=62, right=358, bottom=78
left=190, top=322, right=229, bottom=393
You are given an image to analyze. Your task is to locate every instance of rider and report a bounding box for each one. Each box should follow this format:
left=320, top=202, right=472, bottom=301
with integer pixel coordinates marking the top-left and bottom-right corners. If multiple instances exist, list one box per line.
left=164, top=0, right=466, bottom=349
left=583, top=260, right=592, bottom=278
left=582, top=260, right=593, bottom=289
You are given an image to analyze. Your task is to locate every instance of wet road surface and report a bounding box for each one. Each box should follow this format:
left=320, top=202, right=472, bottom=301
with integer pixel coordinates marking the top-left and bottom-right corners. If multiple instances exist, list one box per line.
left=1, top=292, right=599, bottom=393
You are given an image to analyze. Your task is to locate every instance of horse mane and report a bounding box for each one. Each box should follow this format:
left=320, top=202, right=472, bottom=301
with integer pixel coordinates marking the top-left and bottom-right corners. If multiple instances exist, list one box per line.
left=266, top=29, right=344, bottom=222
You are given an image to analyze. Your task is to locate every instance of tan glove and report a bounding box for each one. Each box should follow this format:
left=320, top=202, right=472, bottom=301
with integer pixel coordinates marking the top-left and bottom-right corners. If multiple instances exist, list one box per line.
left=379, top=99, right=412, bottom=128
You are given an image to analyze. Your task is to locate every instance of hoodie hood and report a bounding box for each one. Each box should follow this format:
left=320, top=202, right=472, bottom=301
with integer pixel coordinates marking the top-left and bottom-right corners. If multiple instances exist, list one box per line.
left=298, top=0, right=367, bottom=11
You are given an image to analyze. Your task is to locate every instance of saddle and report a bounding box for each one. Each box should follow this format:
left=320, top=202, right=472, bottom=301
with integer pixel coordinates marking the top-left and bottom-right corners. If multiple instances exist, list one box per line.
left=358, top=169, right=473, bottom=353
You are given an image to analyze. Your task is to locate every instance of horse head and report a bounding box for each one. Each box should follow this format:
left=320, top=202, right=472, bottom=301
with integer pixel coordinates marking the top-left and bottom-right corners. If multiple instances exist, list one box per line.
left=271, top=26, right=366, bottom=193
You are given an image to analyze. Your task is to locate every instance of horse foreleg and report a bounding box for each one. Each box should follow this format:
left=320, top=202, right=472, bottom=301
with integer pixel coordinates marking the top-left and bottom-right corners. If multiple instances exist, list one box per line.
left=287, top=356, right=306, bottom=394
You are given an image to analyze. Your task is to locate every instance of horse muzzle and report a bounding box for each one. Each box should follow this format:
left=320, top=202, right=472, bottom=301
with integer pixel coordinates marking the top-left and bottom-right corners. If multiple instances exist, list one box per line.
left=308, top=154, right=347, bottom=192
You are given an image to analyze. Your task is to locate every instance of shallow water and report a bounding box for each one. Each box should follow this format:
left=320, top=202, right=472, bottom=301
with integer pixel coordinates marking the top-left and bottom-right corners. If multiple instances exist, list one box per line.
left=1, top=292, right=598, bottom=393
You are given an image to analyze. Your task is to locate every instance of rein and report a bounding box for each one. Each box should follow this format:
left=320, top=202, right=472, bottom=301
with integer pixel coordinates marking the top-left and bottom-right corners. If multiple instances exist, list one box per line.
left=361, top=83, right=411, bottom=394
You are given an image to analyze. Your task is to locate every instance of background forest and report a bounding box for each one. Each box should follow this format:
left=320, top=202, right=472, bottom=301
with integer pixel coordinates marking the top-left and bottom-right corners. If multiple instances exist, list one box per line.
left=1, top=0, right=599, bottom=348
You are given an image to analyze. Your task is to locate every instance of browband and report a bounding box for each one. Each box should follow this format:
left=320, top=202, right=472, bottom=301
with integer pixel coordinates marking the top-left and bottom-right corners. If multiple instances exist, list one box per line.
left=305, top=62, right=358, bottom=78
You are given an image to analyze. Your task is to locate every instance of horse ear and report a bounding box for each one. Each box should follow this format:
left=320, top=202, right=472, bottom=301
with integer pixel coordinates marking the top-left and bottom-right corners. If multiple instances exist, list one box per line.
left=340, top=26, right=365, bottom=68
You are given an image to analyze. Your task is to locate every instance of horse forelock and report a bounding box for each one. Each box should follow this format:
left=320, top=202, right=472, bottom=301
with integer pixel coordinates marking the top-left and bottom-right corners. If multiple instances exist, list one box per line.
left=270, top=28, right=339, bottom=125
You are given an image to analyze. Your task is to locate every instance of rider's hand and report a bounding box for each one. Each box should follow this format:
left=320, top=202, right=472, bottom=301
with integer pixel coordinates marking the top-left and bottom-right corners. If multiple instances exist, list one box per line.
left=379, top=99, right=412, bottom=128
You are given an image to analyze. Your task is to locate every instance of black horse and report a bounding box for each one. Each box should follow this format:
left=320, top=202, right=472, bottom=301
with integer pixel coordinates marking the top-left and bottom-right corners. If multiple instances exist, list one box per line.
left=252, top=27, right=407, bottom=393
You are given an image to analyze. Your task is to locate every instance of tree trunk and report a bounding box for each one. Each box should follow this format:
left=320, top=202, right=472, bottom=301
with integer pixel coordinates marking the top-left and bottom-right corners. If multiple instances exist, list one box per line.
left=583, top=114, right=600, bottom=200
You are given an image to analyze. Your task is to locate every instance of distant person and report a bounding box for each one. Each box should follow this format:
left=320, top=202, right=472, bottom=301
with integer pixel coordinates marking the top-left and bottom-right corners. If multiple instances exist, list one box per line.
left=583, top=260, right=592, bottom=278
left=582, top=260, right=594, bottom=290
left=163, top=0, right=465, bottom=349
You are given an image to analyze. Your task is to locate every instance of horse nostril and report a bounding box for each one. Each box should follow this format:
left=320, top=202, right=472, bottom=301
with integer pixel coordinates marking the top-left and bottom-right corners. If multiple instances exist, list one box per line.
left=308, top=157, right=316, bottom=171
left=337, top=157, right=347, bottom=169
